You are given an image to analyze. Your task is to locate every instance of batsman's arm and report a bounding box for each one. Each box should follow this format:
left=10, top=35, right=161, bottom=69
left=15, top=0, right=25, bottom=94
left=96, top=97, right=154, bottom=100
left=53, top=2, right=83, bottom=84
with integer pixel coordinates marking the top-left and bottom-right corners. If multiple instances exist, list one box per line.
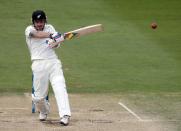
left=29, top=31, right=52, bottom=39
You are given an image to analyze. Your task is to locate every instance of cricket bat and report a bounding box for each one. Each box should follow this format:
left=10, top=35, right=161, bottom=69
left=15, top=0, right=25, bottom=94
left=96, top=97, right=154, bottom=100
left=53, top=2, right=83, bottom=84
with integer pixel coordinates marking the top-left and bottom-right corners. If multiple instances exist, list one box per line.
left=48, top=24, right=103, bottom=48
left=64, top=24, right=103, bottom=40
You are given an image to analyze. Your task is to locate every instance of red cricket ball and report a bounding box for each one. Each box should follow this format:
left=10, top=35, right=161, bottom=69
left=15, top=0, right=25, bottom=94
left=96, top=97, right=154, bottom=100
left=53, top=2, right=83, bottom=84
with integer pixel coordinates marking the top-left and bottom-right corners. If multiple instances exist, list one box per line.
left=151, top=22, right=157, bottom=29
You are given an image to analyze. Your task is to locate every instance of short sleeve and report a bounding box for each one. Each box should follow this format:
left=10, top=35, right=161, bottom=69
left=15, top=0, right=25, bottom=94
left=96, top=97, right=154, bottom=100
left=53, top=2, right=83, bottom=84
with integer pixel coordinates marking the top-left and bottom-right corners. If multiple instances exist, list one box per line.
left=25, top=26, right=35, bottom=38
left=46, top=24, right=56, bottom=33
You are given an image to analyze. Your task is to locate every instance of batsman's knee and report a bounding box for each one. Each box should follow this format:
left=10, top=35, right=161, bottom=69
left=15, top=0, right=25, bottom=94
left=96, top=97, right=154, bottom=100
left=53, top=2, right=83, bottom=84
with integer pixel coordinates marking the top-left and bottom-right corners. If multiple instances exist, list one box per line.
left=32, top=96, right=45, bottom=103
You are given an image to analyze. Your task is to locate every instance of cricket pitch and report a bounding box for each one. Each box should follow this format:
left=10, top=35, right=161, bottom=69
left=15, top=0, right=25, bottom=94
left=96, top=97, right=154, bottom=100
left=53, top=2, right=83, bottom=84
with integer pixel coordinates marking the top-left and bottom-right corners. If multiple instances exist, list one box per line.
left=0, top=94, right=178, bottom=131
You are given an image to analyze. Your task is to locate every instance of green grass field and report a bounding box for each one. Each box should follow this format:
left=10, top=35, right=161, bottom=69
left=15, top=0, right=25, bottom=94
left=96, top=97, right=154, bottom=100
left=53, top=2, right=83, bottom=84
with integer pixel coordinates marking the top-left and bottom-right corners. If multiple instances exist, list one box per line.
left=0, top=0, right=181, bottom=130
left=0, top=0, right=180, bottom=93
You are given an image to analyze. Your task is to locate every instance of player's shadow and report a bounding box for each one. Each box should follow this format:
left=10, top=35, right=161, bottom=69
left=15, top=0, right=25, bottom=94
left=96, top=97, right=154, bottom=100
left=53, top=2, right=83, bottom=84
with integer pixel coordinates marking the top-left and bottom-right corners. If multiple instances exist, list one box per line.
left=42, top=119, right=60, bottom=126
left=42, top=118, right=76, bottom=126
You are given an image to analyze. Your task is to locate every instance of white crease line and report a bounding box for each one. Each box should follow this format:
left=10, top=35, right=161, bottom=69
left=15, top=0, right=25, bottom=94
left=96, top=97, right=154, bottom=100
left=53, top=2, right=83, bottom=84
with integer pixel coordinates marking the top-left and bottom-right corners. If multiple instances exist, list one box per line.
left=118, top=102, right=144, bottom=121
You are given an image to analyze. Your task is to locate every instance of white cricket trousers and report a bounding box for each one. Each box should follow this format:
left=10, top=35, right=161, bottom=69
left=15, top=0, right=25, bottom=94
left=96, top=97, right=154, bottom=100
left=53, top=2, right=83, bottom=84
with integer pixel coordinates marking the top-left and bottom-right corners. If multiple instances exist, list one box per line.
left=31, top=58, right=71, bottom=118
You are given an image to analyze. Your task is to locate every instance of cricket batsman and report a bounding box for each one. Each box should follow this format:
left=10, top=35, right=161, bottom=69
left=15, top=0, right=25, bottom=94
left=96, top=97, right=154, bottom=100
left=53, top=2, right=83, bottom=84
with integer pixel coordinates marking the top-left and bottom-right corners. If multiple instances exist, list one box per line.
left=25, top=10, right=71, bottom=126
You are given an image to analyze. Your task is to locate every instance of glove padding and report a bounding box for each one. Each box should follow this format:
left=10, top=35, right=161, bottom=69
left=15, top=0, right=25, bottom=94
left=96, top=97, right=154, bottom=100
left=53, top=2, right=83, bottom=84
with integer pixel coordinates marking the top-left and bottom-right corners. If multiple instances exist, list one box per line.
left=48, top=39, right=61, bottom=48
left=51, top=32, right=64, bottom=43
left=48, top=32, right=64, bottom=48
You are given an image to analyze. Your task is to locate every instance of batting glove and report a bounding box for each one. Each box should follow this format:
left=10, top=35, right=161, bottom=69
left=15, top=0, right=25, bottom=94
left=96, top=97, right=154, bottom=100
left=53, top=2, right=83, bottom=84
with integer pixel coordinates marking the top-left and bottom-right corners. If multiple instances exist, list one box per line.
left=51, top=32, right=64, bottom=43
left=48, top=39, right=61, bottom=48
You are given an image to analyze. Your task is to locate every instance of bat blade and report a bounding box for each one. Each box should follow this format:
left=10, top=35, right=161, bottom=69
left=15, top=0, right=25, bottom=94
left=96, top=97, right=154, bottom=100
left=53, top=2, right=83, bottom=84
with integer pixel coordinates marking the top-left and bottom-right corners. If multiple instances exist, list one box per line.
left=64, top=24, right=103, bottom=40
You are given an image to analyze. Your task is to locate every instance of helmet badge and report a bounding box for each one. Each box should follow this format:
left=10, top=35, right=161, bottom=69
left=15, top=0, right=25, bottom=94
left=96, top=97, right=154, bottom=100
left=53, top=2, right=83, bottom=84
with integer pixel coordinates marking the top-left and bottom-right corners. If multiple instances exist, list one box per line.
left=37, top=15, right=41, bottom=19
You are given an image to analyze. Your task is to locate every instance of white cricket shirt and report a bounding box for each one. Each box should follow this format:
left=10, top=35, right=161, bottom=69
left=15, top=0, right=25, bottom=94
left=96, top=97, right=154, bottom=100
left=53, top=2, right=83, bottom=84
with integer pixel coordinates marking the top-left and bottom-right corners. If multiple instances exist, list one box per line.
left=25, top=24, right=58, bottom=61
